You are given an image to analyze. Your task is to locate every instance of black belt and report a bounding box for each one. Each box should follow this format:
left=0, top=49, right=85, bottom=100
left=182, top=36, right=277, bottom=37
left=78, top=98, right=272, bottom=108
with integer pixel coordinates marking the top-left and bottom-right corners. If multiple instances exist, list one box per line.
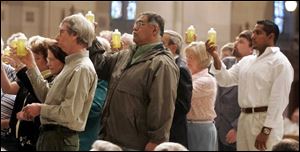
left=41, top=124, right=78, bottom=134
left=241, top=106, right=268, bottom=113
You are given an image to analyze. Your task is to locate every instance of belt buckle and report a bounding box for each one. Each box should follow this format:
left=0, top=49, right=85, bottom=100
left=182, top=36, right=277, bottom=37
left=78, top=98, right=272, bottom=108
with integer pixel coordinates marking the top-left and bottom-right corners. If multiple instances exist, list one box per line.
left=251, top=108, right=255, bottom=113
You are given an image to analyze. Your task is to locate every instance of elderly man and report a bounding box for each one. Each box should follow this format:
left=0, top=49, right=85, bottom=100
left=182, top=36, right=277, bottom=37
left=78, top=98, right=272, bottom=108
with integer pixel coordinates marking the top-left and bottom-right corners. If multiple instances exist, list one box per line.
left=90, top=12, right=179, bottom=151
left=162, top=30, right=192, bottom=148
left=19, top=13, right=98, bottom=151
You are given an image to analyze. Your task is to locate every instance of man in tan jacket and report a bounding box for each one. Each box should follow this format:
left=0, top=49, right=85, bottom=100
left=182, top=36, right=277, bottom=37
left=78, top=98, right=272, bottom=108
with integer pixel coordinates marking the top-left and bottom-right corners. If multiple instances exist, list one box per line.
left=17, top=13, right=97, bottom=151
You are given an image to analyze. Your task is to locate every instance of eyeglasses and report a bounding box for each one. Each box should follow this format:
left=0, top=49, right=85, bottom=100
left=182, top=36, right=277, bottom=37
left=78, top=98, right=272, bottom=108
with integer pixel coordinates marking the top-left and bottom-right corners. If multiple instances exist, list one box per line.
left=58, top=27, right=77, bottom=36
left=134, top=20, right=158, bottom=28
left=133, top=21, right=148, bottom=28
left=59, top=29, right=68, bottom=35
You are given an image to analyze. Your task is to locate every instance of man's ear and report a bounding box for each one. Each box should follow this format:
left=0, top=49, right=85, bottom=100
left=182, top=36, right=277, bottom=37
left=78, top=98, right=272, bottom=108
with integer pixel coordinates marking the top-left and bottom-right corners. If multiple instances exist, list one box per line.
left=153, top=26, right=159, bottom=36
left=71, top=34, right=78, bottom=41
left=268, top=33, right=275, bottom=42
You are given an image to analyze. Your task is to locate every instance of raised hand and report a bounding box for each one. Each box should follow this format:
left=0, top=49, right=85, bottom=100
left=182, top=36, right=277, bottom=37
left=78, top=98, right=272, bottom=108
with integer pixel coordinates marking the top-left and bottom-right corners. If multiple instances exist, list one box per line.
left=205, top=40, right=221, bottom=70
left=10, top=46, right=36, bottom=69
left=205, top=40, right=218, bottom=57
left=2, top=50, right=25, bottom=71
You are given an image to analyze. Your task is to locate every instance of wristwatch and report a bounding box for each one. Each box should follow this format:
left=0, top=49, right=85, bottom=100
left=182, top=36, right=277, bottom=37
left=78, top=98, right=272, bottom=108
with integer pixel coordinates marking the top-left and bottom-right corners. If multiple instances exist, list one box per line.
left=261, top=127, right=272, bottom=135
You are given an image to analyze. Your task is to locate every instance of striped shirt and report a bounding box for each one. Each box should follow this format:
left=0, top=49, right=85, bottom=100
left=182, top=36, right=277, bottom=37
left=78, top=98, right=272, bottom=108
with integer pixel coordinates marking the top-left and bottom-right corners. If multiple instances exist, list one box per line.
left=1, top=64, right=17, bottom=136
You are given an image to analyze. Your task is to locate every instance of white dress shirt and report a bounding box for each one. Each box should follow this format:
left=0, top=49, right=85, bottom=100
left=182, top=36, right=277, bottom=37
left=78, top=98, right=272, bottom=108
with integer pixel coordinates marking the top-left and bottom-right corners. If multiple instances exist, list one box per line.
left=210, top=47, right=294, bottom=128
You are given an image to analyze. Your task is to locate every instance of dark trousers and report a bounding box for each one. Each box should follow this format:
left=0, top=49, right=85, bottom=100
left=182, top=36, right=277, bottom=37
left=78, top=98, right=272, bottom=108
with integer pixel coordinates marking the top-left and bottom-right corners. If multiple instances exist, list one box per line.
left=218, top=138, right=236, bottom=151
left=1, top=132, right=36, bottom=151
left=36, top=125, right=79, bottom=151
left=1, top=134, right=18, bottom=151
left=18, top=142, right=36, bottom=151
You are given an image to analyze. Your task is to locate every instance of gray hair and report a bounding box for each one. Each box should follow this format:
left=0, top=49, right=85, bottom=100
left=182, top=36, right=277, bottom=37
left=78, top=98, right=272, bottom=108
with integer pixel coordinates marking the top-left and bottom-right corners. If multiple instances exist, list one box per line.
left=139, top=12, right=165, bottom=37
left=154, top=142, right=188, bottom=151
left=61, top=13, right=95, bottom=47
left=99, top=30, right=113, bottom=42
left=90, top=140, right=122, bottom=151
left=27, top=35, right=45, bottom=48
left=121, top=33, right=135, bottom=47
left=96, top=36, right=111, bottom=53
left=164, top=30, right=183, bottom=55
left=185, top=41, right=212, bottom=69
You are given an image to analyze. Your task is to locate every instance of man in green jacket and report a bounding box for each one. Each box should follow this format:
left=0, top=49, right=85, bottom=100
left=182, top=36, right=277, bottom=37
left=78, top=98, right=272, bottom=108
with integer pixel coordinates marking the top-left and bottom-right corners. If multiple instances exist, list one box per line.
left=90, top=12, right=179, bottom=151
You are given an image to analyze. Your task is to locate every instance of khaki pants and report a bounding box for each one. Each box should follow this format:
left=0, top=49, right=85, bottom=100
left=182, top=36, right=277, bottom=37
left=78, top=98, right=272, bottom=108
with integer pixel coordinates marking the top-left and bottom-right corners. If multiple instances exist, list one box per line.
left=36, top=125, right=79, bottom=151
left=237, top=112, right=283, bottom=151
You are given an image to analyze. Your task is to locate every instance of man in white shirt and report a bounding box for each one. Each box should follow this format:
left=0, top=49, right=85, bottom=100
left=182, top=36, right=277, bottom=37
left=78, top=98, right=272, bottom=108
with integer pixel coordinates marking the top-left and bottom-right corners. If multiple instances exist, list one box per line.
left=206, top=20, right=294, bottom=151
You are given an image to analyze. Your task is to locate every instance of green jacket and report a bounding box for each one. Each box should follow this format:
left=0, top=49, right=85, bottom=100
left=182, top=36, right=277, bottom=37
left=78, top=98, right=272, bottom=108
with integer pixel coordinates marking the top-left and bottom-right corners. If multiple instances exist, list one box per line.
left=90, top=43, right=179, bottom=150
left=79, top=80, right=108, bottom=151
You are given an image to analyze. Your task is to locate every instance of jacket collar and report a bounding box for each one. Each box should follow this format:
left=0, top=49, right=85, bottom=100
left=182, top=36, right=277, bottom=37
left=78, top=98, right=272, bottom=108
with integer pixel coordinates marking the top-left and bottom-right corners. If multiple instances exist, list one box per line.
left=129, top=43, right=171, bottom=66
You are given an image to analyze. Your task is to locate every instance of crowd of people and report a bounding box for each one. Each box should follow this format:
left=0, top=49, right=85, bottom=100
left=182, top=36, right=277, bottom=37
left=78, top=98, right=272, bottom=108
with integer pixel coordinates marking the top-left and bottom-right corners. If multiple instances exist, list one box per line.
left=1, top=11, right=298, bottom=151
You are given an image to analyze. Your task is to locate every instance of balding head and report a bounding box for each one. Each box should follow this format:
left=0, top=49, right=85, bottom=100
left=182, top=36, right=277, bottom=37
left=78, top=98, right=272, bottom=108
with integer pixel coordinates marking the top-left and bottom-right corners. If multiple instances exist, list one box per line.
left=163, top=30, right=183, bottom=55
left=272, top=138, right=299, bottom=151
left=154, top=142, right=188, bottom=151
left=90, top=140, right=122, bottom=151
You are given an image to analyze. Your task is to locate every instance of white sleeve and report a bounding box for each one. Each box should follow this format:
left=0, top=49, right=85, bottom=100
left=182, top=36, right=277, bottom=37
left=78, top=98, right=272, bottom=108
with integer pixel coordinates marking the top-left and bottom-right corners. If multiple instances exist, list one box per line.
left=210, top=61, right=239, bottom=87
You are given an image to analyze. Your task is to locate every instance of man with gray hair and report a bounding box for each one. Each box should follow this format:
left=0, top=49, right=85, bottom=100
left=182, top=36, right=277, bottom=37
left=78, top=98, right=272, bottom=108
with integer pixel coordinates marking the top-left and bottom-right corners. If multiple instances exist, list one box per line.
left=20, top=13, right=98, bottom=151
left=90, top=12, right=179, bottom=151
left=162, top=30, right=192, bottom=148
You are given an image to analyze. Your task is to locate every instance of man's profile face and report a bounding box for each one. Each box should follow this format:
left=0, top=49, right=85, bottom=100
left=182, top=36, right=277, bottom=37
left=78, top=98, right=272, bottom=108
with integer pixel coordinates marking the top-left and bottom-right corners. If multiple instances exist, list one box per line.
left=132, top=15, right=156, bottom=46
left=56, top=23, right=74, bottom=55
left=251, top=24, right=268, bottom=51
left=162, top=34, right=176, bottom=55
left=234, top=37, right=252, bottom=58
